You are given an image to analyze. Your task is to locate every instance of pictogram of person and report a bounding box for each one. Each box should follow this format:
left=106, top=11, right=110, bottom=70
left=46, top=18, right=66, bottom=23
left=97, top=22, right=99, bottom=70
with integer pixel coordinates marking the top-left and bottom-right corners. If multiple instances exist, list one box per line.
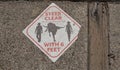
left=35, top=23, right=43, bottom=42
left=66, top=21, right=73, bottom=41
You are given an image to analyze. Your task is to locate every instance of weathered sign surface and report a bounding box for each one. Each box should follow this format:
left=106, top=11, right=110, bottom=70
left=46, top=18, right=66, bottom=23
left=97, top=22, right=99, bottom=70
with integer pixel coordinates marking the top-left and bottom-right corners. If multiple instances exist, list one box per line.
left=23, top=3, right=81, bottom=62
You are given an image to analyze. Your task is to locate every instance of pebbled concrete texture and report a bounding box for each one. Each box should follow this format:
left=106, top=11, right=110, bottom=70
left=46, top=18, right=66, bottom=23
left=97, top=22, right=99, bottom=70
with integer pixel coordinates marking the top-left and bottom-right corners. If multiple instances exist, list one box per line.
left=109, top=3, right=120, bottom=70
left=0, top=1, right=88, bottom=70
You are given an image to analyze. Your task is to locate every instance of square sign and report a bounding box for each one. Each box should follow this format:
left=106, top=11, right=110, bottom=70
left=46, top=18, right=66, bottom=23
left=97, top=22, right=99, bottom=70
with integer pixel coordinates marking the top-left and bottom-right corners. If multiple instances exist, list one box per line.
left=23, top=3, right=81, bottom=62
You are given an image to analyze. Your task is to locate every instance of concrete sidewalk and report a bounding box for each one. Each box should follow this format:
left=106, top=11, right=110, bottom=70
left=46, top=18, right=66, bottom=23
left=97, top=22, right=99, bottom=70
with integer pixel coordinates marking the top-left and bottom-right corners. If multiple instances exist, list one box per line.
left=0, top=1, right=87, bottom=70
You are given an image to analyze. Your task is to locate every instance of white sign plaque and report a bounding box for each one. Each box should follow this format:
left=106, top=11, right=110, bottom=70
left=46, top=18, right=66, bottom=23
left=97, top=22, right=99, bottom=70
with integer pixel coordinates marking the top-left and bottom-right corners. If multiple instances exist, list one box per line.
left=23, top=3, right=81, bottom=62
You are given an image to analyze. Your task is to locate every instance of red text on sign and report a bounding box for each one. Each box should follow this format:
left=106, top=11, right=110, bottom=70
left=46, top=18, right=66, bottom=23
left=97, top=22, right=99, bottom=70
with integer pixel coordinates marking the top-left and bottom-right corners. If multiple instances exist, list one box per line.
left=44, top=42, right=64, bottom=47
left=44, top=42, right=64, bottom=52
left=44, top=12, right=62, bottom=20
left=47, top=47, right=60, bottom=52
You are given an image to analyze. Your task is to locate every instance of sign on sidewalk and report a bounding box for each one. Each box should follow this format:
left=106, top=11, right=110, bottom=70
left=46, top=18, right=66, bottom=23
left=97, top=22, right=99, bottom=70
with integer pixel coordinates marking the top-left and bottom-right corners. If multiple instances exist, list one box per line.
left=23, top=3, right=81, bottom=62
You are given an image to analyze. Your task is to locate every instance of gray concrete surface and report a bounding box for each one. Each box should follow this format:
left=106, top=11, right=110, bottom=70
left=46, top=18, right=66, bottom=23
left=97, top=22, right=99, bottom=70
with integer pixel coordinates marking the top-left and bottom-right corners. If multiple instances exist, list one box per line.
left=109, top=3, right=120, bottom=70
left=0, top=1, right=88, bottom=70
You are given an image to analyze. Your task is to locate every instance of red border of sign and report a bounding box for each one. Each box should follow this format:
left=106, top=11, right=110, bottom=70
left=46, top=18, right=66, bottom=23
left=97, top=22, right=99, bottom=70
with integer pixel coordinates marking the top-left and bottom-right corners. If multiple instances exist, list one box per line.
left=26, top=5, right=81, bottom=58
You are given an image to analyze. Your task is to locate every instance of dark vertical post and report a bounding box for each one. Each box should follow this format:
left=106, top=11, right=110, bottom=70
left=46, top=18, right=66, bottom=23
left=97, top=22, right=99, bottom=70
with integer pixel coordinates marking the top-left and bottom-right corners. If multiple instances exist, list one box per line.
left=88, top=2, right=109, bottom=70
